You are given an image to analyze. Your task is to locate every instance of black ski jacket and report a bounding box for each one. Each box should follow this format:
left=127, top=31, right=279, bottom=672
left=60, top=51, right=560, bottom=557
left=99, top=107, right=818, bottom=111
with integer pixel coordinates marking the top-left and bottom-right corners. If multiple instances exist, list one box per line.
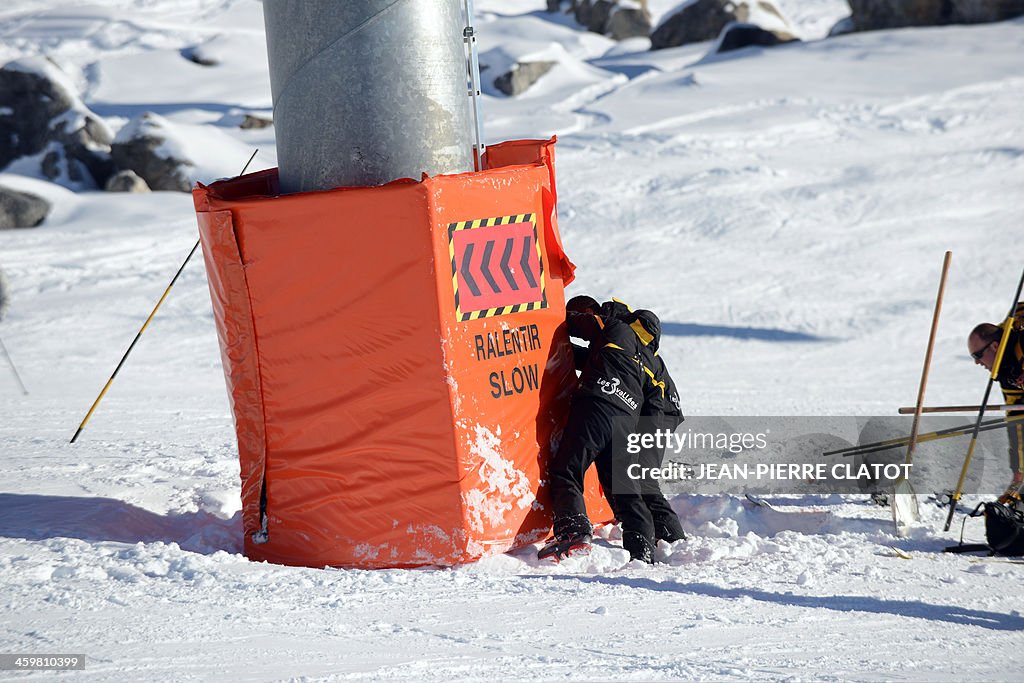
left=997, top=313, right=1024, bottom=474
left=566, top=311, right=650, bottom=416
left=594, top=300, right=683, bottom=425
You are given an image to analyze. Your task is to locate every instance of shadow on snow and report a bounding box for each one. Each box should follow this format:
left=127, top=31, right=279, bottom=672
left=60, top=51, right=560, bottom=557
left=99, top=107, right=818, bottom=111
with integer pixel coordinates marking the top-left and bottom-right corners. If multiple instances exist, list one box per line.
left=661, top=321, right=833, bottom=343
left=0, top=493, right=242, bottom=555
left=535, top=575, right=1024, bottom=632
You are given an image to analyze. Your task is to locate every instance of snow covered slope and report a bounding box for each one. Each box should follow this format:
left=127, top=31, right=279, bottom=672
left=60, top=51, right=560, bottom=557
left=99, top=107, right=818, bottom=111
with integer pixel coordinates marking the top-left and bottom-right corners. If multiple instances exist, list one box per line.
left=1, top=1, right=1023, bottom=680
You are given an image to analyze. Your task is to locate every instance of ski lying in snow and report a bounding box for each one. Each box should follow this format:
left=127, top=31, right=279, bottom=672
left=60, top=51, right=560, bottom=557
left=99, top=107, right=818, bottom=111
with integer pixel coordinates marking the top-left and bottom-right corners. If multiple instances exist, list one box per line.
left=743, top=494, right=831, bottom=515
left=887, top=546, right=1024, bottom=564
left=537, top=536, right=592, bottom=562
left=744, top=494, right=780, bottom=510
left=742, top=495, right=834, bottom=533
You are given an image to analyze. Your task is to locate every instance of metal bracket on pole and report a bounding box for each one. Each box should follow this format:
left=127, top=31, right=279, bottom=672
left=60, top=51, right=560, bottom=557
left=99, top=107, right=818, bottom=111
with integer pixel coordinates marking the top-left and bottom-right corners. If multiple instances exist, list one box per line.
left=463, top=0, right=486, bottom=170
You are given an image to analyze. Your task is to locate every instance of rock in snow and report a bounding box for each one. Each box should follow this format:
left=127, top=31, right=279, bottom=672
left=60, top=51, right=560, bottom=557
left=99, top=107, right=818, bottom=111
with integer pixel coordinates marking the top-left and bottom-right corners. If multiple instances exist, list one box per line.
left=607, top=5, right=653, bottom=40
left=0, top=185, right=50, bottom=229
left=652, top=0, right=797, bottom=50
left=104, top=169, right=151, bottom=193
left=0, top=57, right=115, bottom=188
left=560, top=0, right=653, bottom=41
left=238, top=113, right=273, bottom=130
left=110, top=113, right=194, bottom=193
left=848, top=0, right=1024, bottom=31
left=651, top=0, right=741, bottom=48
left=493, top=61, right=558, bottom=97
left=713, top=22, right=799, bottom=53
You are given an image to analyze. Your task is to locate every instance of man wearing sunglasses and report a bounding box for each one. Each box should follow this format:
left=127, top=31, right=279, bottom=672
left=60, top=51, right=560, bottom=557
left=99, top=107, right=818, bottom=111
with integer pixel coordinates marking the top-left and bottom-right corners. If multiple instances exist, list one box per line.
left=967, top=308, right=1024, bottom=502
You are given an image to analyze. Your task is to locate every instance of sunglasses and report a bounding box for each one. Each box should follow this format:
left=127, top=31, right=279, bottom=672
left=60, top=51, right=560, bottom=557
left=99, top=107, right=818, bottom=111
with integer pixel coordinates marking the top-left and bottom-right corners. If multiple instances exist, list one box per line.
left=971, top=342, right=993, bottom=360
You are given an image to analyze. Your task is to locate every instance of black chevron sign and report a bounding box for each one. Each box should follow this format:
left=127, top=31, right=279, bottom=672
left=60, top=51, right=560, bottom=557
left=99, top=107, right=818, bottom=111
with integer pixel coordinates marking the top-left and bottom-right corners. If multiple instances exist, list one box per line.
left=448, top=214, right=548, bottom=321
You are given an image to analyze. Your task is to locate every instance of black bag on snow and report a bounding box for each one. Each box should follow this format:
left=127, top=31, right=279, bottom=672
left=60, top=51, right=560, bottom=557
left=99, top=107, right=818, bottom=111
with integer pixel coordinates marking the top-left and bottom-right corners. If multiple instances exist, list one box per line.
left=946, top=499, right=1024, bottom=556
left=981, top=500, right=1024, bottom=556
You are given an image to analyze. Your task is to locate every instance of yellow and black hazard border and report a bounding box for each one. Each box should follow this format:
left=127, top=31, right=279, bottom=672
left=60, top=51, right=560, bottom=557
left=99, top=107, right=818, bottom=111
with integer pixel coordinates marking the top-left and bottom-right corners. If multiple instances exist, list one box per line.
left=448, top=213, right=547, bottom=322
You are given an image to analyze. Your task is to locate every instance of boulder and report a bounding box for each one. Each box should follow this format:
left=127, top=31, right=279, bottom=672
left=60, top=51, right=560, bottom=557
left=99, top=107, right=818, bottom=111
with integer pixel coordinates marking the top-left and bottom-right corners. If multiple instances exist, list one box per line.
left=104, top=169, right=151, bottom=193
left=566, top=0, right=652, bottom=39
left=714, top=22, right=798, bottom=53
left=581, top=0, right=617, bottom=33
left=651, top=0, right=738, bottom=49
left=0, top=186, right=50, bottom=229
left=239, top=113, right=273, bottom=130
left=0, top=58, right=114, bottom=187
left=847, top=0, right=1023, bottom=31
left=952, top=0, right=1024, bottom=22
left=110, top=113, right=194, bottom=192
left=654, top=0, right=797, bottom=49
left=181, top=45, right=219, bottom=67
left=493, top=61, right=557, bottom=97
left=607, top=6, right=653, bottom=39
left=847, top=0, right=949, bottom=30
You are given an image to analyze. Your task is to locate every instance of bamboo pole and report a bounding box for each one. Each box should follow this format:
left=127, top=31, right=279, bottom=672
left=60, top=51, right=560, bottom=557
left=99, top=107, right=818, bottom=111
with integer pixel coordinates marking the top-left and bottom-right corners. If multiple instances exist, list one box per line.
left=893, top=251, right=951, bottom=534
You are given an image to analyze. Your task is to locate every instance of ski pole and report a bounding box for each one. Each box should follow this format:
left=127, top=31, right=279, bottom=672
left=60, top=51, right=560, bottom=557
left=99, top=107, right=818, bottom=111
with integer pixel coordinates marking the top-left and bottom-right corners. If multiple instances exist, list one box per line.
left=903, top=251, right=951, bottom=467
left=893, top=251, right=952, bottom=534
left=0, top=333, right=28, bottom=395
left=944, top=267, right=1024, bottom=531
left=824, top=415, right=1024, bottom=458
left=898, top=404, right=1022, bottom=414
left=70, top=149, right=258, bottom=444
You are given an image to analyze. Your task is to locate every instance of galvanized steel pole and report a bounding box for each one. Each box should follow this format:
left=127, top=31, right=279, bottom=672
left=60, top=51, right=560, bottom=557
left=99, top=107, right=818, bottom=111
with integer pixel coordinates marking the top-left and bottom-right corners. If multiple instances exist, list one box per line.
left=263, top=0, right=475, bottom=193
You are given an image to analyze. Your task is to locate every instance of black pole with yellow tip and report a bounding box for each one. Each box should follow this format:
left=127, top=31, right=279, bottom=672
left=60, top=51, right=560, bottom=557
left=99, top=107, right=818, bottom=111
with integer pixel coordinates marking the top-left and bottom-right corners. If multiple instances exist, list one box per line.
left=943, top=267, right=1024, bottom=530
left=70, top=149, right=258, bottom=444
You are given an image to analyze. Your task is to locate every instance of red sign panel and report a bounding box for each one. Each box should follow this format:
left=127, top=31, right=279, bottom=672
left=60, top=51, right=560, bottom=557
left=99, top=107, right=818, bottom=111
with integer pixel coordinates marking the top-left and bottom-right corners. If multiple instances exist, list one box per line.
left=448, top=214, right=546, bottom=321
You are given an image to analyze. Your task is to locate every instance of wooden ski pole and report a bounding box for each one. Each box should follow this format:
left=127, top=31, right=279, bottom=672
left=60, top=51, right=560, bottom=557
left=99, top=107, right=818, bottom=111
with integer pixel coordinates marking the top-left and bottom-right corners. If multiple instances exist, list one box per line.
left=903, top=251, right=951, bottom=466
left=824, top=415, right=1024, bottom=458
left=70, top=149, right=258, bottom=444
left=944, top=267, right=1024, bottom=530
left=893, top=251, right=951, bottom=534
left=0, top=333, right=28, bottom=395
left=898, top=404, right=1021, bottom=414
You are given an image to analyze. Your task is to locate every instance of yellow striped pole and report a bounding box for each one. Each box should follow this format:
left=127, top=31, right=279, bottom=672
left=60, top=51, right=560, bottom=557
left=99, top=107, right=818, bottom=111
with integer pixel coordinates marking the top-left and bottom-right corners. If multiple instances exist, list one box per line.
left=944, top=267, right=1024, bottom=530
left=71, top=240, right=200, bottom=443
left=70, top=150, right=257, bottom=444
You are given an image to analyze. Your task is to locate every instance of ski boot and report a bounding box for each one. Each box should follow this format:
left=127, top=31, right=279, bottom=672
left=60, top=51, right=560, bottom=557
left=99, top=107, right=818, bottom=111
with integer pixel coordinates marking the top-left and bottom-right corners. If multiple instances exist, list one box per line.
left=537, top=532, right=593, bottom=561
left=622, top=531, right=655, bottom=564
left=538, top=514, right=593, bottom=561
left=998, top=472, right=1023, bottom=505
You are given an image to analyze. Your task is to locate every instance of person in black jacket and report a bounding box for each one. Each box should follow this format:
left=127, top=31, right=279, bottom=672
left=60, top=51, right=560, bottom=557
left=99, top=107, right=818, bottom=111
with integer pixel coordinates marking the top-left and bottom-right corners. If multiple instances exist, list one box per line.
left=968, top=314, right=1024, bottom=501
left=572, top=297, right=687, bottom=546
left=540, top=296, right=685, bottom=562
left=634, top=350, right=688, bottom=543
left=540, top=300, right=656, bottom=561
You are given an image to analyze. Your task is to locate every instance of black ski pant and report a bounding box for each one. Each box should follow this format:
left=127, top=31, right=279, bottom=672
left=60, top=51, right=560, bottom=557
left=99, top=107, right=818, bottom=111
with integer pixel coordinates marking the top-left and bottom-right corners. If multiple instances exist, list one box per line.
left=594, top=413, right=685, bottom=542
left=548, top=396, right=654, bottom=541
left=639, top=414, right=686, bottom=541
